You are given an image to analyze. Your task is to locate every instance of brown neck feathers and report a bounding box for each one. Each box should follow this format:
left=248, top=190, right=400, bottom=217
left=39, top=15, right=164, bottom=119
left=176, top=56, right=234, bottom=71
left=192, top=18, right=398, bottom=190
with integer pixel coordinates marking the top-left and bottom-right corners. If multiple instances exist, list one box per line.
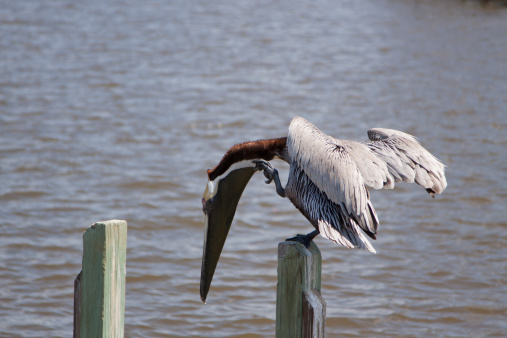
left=207, top=137, right=287, bottom=181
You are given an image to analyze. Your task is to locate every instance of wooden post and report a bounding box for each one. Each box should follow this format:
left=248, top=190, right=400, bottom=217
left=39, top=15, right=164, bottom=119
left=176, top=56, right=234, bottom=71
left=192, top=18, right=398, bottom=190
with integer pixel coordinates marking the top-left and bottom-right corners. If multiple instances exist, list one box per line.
left=74, top=220, right=127, bottom=338
left=276, top=241, right=326, bottom=338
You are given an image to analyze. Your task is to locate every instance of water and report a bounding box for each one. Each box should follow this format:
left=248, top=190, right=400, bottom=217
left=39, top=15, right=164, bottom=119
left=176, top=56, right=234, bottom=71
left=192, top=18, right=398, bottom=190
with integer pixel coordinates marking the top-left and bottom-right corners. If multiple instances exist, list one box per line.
left=1, top=0, right=506, bottom=336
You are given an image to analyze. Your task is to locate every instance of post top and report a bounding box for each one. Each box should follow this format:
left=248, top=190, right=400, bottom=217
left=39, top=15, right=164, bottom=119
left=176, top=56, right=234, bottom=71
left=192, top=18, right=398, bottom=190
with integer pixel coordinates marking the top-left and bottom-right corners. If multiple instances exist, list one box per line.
left=278, top=240, right=320, bottom=258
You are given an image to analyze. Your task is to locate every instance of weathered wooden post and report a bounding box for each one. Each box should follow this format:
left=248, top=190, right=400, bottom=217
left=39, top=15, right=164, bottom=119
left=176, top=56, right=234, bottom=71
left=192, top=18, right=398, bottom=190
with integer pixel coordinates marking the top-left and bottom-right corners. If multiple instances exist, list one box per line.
left=276, top=241, right=326, bottom=338
left=73, top=220, right=128, bottom=338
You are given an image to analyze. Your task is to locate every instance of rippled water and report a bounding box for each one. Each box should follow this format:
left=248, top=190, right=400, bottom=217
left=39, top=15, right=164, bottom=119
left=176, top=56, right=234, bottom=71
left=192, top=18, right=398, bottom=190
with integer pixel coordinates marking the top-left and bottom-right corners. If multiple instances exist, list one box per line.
left=1, top=0, right=507, bottom=337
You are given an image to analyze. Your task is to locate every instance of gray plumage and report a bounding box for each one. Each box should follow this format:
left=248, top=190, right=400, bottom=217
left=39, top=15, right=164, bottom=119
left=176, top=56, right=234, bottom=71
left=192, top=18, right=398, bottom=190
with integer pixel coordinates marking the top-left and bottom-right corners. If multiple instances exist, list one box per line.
left=284, top=117, right=447, bottom=253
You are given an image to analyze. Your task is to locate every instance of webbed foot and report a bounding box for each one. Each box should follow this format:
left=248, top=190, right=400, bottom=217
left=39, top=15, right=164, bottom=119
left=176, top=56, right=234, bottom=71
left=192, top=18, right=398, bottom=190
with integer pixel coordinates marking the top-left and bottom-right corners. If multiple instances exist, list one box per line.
left=285, top=230, right=320, bottom=248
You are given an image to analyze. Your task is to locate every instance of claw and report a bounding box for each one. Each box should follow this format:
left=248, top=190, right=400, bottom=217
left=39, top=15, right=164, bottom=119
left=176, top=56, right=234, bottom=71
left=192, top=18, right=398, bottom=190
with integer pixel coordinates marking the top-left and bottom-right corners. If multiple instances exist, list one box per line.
left=263, top=172, right=273, bottom=184
left=252, top=159, right=286, bottom=198
left=253, top=159, right=273, bottom=171
left=253, top=160, right=275, bottom=184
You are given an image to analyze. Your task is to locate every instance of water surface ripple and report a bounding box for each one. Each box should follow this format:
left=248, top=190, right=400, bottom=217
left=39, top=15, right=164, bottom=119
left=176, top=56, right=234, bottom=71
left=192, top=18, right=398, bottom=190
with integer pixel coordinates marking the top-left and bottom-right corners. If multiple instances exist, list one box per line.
left=1, top=0, right=506, bottom=337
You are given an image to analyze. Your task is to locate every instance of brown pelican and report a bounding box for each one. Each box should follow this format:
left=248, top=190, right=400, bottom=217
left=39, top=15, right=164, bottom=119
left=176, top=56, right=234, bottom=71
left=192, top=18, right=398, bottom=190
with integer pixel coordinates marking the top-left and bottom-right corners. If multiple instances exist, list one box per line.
left=200, top=116, right=447, bottom=303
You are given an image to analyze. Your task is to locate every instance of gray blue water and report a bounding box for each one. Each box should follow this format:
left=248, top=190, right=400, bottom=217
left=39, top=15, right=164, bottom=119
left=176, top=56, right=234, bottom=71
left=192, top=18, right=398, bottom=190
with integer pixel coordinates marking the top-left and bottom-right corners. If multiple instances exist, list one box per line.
left=1, top=0, right=506, bottom=336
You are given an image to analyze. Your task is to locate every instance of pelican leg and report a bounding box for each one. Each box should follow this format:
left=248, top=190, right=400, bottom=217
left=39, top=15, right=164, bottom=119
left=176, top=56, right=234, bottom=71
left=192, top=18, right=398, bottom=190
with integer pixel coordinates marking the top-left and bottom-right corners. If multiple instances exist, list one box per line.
left=286, top=230, right=320, bottom=248
left=253, top=160, right=286, bottom=197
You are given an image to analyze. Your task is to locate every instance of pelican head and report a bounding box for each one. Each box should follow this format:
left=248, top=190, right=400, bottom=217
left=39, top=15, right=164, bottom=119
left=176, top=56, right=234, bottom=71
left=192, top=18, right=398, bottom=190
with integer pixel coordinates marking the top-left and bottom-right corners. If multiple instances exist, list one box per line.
left=199, top=138, right=288, bottom=303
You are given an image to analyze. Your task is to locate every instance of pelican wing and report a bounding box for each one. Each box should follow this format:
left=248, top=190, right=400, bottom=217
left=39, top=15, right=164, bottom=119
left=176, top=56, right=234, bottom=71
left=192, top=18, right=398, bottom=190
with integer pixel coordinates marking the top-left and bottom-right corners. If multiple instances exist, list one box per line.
left=286, top=117, right=447, bottom=249
left=364, top=128, right=447, bottom=195
left=287, top=163, right=377, bottom=252
left=339, top=139, right=393, bottom=190
left=287, top=117, right=379, bottom=243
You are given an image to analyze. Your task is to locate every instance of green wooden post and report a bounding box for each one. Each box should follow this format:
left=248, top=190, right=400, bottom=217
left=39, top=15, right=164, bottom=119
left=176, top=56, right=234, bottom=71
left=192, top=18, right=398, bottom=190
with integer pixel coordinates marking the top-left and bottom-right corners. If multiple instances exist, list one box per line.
left=276, top=241, right=326, bottom=338
left=74, top=220, right=127, bottom=338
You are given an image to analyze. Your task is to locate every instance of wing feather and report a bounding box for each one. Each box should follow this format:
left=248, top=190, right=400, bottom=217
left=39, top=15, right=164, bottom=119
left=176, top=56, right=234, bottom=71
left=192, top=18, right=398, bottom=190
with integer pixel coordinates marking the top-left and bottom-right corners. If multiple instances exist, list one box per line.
left=365, top=128, right=447, bottom=195
left=284, top=161, right=376, bottom=252
left=288, top=117, right=368, bottom=219
left=285, top=117, right=447, bottom=252
left=287, top=117, right=379, bottom=243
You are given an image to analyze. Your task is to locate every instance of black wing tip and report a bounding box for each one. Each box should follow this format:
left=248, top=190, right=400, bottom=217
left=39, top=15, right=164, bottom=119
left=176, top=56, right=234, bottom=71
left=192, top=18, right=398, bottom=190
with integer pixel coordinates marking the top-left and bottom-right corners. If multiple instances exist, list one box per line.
left=426, top=188, right=436, bottom=198
left=365, top=231, right=377, bottom=240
